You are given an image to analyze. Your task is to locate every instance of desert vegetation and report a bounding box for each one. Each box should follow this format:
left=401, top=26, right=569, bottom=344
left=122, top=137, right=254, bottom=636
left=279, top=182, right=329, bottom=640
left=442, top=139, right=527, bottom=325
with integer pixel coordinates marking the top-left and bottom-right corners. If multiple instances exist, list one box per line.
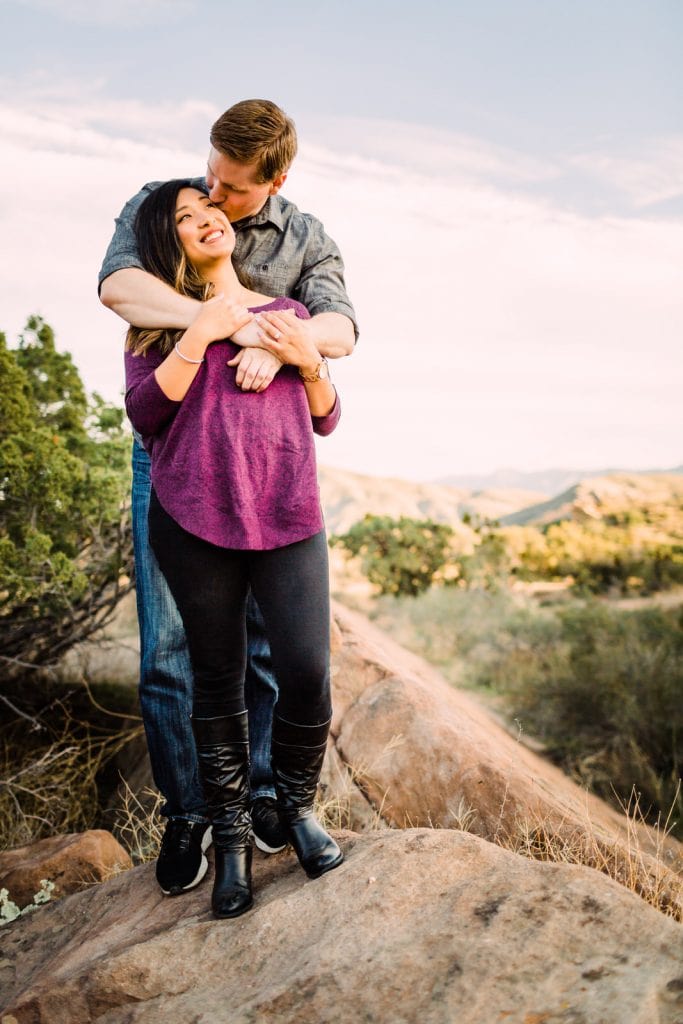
left=334, top=510, right=683, bottom=840
left=1, top=317, right=138, bottom=850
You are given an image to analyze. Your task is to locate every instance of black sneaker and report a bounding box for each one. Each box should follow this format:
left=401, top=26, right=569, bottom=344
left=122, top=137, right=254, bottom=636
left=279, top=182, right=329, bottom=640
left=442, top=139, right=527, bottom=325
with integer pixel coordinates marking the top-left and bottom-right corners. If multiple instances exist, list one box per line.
left=156, top=819, right=212, bottom=896
left=251, top=797, right=287, bottom=854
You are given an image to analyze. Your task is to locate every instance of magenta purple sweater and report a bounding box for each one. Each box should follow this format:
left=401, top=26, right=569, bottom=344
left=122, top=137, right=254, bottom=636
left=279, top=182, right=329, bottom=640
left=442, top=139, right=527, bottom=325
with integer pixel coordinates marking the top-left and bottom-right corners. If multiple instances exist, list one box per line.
left=124, top=297, right=340, bottom=550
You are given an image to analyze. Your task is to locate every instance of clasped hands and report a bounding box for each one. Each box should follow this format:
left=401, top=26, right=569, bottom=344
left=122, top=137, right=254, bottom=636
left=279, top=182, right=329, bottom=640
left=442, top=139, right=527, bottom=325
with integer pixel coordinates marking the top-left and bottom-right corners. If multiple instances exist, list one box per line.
left=231, top=308, right=322, bottom=392
left=190, top=295, right=321, bottom=393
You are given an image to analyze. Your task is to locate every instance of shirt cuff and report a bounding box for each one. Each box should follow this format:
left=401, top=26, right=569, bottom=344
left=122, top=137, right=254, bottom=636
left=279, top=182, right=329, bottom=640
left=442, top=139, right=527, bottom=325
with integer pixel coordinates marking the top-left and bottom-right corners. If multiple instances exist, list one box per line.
left=125, top=370, right=182, bottom=438
left=311, top=390, right=341, bottom=436
left=304, top=301, right=359, bottom=341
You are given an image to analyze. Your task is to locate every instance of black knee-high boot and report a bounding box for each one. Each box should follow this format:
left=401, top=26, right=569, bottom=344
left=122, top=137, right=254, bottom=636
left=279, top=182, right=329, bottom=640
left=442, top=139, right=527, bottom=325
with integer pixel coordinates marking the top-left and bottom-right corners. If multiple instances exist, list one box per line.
left=271, top=715, right=344, bottom=879
left=191, top=712, right=253, bottom=918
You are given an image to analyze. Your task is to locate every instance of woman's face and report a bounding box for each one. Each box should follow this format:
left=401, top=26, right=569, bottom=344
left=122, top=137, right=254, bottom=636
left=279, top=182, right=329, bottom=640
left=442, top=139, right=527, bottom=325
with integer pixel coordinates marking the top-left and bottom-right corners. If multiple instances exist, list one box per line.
left=174, top=187, right=235, bottom=267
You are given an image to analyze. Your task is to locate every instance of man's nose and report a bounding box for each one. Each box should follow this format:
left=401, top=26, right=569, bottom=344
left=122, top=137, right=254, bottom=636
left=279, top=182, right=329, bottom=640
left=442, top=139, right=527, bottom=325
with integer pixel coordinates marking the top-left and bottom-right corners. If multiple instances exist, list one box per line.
left=207, top=183, right=224, bottom=203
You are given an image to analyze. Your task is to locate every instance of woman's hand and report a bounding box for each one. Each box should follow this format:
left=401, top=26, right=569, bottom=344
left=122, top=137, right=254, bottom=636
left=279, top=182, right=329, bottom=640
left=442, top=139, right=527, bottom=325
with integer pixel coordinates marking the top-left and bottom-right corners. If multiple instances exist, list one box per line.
left=189, top=293, right=253, bottom=347
left=255, top=310, right=321, bottom=374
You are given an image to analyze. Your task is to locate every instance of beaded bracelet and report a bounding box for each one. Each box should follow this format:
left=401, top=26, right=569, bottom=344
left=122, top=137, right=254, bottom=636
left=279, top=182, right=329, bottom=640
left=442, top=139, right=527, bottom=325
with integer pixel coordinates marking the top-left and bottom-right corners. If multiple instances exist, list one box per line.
left=174, top=342, right=204, bottom=365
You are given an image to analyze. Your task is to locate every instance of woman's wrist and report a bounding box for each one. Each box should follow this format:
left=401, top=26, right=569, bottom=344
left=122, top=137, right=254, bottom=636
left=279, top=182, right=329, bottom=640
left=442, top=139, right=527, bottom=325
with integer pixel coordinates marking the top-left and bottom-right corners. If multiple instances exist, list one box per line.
left=177, top=324, right=210, bottom=358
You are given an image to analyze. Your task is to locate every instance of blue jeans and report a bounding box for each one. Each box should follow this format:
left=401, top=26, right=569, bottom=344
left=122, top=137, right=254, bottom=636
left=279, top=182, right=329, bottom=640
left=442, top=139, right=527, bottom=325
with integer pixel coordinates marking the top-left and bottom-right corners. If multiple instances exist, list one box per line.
left=131, top=439, right=278, bottom=820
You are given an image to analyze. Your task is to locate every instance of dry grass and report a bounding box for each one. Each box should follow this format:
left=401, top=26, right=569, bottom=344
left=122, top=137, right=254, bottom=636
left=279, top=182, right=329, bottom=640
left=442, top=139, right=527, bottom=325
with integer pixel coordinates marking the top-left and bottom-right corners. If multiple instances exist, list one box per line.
left=112, top=779, right=165, bottom=864
left=0, top=705, right=142, bottom=851
left=500, top=787, right=682, bottom=922
left=316, top=736, right=405, bottom=833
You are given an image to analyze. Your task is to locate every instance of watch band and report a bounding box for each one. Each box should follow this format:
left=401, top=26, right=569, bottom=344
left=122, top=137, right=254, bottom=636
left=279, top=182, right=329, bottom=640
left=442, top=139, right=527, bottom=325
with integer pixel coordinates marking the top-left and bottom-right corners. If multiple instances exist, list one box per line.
left=299, top=357, right=329, bottom=383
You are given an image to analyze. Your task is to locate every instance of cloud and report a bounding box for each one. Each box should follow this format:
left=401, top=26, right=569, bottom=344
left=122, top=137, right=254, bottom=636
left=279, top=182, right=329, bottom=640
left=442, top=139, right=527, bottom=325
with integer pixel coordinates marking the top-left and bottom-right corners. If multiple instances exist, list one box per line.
left=1, top=95, right=681, bottom=480
left=570, top=139, right=683, bottom=208
left=0, top=74, right=217, bottom=149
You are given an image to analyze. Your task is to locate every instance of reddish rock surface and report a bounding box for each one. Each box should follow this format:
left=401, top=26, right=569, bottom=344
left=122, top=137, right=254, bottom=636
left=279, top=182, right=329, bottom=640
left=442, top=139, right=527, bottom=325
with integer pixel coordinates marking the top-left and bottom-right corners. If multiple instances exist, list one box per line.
left=0, top=830, right=131, bottom=907
left=1, top=829, right=682, bottom=1024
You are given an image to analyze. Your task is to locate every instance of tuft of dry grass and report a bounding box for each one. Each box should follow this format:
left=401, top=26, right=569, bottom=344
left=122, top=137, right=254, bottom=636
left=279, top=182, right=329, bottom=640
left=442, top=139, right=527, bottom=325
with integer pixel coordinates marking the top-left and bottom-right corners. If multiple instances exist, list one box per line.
left=0, top=704, right=142, bottom=851
left=112, top=779, right=165, bottom=864
left=500, top=786, right=682, bottom=922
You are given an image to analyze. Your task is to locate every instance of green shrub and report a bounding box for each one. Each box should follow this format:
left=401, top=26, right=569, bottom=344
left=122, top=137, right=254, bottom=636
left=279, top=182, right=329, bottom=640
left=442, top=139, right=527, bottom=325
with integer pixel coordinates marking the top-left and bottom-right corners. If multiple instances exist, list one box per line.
left=369, top=587, right=683, bottom=836
left=331, top=515, right=456, bottom=597
left=492, top=602, right=683, bottom=835
left=0, top=317, right=132, bottom=677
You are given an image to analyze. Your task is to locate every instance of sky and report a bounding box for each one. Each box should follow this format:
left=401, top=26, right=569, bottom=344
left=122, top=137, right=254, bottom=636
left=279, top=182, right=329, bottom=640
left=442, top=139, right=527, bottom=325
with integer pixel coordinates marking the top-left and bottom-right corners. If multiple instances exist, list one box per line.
left=1, top=0, right=681, bottom=482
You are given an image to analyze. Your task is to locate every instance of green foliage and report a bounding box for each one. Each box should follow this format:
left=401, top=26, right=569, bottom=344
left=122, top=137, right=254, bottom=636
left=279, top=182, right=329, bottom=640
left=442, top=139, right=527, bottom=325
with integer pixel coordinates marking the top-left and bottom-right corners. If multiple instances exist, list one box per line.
left=331, top=515, right=456, bottom=596
left=0, top=317, right=132, bottom=675
left=498, top=602, right=683, bottom=834
left=458, top=523, right=511, bottom=591
left=508, top=519, right=683, bottom=596
left=372, top=585, right=683, bottom=836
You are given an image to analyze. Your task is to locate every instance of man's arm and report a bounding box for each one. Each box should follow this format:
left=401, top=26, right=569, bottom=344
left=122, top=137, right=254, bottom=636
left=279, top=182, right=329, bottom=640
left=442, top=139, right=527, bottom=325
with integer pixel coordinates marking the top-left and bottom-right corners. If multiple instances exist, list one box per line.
left=301, top=311, right=355, bottom=359
left=100, top=268, right=201, bottom=328
left=291, top=216, right=358, bottom=357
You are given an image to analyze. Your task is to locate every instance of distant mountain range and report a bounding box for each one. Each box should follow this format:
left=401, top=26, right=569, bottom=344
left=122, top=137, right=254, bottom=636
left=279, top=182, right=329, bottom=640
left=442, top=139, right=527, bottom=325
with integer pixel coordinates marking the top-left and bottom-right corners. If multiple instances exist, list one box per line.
left=500, top=472, right=683, bottom=529
left=319, top=464, right=683, bottom=536
left=434, top=465, right=683, bottom=496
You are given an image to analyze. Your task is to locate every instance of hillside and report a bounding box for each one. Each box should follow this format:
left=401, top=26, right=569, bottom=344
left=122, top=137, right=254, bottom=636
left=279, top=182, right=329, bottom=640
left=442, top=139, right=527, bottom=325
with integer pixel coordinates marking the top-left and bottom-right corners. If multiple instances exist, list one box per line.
left=436, top=464, right=683, bottom=495
left=501, top=471, right=683, bottom=533
left=318, top=464, right=546, bottom=534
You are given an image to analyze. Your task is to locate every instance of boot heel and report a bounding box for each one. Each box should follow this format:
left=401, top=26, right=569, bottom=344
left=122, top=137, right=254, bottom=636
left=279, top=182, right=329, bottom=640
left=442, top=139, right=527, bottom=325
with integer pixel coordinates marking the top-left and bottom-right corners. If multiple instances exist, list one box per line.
left=212, top=848, right=253, bottom=918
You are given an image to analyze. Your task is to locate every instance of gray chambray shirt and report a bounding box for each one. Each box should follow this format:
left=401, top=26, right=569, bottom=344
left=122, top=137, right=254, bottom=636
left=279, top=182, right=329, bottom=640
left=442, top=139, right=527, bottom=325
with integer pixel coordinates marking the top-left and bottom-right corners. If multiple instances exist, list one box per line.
left=98, top=178, right=358, bottom=338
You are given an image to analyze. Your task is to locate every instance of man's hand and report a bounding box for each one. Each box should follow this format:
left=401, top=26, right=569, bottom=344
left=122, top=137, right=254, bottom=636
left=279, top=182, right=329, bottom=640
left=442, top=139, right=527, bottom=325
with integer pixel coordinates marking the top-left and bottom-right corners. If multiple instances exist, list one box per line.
left=227, top=347, right=283, bottom=392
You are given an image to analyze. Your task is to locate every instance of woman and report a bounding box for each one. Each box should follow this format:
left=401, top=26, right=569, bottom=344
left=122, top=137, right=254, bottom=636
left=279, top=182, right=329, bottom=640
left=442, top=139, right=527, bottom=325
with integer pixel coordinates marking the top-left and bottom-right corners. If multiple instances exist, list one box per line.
left=124, top=180, right=343, bottom=919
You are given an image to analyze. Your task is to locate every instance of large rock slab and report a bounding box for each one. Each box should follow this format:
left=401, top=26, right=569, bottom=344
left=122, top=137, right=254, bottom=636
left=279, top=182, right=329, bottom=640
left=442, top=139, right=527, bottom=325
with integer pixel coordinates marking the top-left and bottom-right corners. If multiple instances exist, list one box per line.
left=0, top=830, right=131, bottom=907
left=1, top=829, right=681, bottom=1024
left=331, top=602, right=682, bottom=877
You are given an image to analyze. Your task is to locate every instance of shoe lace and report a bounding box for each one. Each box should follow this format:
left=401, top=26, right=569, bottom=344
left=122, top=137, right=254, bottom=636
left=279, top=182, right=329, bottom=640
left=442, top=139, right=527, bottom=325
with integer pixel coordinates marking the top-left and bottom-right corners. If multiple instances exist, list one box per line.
left=160, top=819, right=195, bottom=855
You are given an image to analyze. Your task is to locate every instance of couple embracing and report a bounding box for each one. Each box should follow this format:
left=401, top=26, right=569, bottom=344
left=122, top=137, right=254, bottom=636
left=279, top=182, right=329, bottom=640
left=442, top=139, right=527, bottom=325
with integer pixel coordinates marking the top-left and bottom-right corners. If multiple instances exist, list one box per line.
left=100, top=99, right=357, bottom=918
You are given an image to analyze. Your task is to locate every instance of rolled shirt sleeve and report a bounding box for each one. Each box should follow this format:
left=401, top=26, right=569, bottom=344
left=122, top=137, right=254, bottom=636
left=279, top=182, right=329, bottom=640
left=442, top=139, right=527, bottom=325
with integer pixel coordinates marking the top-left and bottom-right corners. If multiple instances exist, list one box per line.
left=292, top=219, right=358, bottom=339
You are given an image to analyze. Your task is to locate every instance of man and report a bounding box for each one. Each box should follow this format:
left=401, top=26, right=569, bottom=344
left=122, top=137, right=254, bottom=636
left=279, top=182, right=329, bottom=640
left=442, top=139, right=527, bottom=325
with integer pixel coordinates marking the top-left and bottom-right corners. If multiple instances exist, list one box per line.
left=99, top=99, right=357, bottom=896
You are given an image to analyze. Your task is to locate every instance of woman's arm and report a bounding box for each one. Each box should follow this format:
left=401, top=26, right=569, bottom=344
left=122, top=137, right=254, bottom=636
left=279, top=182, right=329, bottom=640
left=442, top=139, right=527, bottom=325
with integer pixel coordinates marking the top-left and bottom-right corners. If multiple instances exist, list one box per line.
left=125, top=296, right=252, bottom=437
left=154, top=295, right=252, bottom=401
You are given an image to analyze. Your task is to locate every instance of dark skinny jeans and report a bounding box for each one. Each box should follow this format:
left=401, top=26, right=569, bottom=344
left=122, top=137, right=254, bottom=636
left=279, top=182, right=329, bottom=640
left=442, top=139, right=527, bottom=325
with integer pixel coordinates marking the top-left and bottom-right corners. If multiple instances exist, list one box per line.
left=148, top=489, right=332, bottom=727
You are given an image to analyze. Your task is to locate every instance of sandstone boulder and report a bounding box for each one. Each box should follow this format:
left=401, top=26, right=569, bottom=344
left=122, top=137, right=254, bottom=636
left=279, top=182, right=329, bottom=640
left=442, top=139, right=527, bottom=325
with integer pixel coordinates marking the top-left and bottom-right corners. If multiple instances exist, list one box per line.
left=1, top=829, right=682, bottom=1024
left=0, top=830, right=131, bottom=908
left=331, top=602, right=682, bottom=878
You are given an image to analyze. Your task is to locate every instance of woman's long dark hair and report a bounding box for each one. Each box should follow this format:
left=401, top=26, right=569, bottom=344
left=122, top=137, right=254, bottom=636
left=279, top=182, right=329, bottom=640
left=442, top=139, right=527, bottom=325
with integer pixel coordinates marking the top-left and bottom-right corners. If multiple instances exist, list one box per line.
left=126, top=179, right=214, bottom=356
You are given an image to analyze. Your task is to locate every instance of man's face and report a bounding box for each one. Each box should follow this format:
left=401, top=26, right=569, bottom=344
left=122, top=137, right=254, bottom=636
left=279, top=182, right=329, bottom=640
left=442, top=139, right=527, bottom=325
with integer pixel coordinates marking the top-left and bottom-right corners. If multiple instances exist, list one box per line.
left=205, top=146, right=286, bottom=222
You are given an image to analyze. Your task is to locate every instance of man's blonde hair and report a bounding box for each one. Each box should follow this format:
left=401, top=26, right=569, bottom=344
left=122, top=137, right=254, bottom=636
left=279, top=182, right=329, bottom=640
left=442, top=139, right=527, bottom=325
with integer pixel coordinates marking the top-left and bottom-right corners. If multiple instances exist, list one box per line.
left=210, top=99, right=297, bottom=183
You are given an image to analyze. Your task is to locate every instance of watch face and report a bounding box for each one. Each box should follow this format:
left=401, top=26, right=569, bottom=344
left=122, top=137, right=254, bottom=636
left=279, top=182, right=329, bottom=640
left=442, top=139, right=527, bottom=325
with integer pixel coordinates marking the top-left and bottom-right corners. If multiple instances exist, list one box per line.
left=319, top=359, right=330, bottom=380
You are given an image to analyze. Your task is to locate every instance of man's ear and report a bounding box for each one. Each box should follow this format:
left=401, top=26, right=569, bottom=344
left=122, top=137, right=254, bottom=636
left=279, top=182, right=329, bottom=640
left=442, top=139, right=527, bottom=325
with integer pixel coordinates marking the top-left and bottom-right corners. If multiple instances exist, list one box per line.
left=269, top=172, right=287, bottom=196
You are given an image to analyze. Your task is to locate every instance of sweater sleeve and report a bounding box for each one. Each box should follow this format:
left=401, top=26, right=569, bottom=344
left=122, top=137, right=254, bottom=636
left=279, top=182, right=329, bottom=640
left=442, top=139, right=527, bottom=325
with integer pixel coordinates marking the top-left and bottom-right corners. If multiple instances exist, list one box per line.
left=311, top=390, right=341, bottom=436
left=124, top=348, right=182, bottom=438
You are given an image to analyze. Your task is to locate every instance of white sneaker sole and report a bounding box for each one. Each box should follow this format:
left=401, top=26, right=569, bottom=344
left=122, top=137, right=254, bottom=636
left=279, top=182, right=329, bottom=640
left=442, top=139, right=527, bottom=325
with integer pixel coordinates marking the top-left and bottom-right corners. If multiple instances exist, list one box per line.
left=253, top=832, right=287, bottom=855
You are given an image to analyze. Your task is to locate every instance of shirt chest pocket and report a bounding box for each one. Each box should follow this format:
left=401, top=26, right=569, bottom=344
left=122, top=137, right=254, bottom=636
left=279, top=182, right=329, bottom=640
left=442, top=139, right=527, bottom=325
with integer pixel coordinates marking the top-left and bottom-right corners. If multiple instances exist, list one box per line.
left=240, top=260, right=290, bottom=295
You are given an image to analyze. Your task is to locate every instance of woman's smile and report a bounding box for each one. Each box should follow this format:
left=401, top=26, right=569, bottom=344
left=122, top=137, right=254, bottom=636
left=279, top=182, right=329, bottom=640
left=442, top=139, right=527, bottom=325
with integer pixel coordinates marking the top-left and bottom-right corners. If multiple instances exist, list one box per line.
left=200, top=228, right=225, bottom=244
left=175, top=187, right=235, bottom=263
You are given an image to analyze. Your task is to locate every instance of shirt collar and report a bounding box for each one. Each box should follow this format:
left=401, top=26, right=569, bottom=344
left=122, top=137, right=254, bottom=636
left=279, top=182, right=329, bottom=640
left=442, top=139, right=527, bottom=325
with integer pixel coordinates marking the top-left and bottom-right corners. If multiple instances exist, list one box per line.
left=232, top=195, right=284, bottom=233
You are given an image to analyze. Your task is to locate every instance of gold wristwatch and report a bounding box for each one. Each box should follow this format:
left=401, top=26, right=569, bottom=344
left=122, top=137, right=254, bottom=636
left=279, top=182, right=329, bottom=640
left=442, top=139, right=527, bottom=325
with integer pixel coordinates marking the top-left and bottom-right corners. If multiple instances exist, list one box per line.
left=299, top=357, right=330, bottom=383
